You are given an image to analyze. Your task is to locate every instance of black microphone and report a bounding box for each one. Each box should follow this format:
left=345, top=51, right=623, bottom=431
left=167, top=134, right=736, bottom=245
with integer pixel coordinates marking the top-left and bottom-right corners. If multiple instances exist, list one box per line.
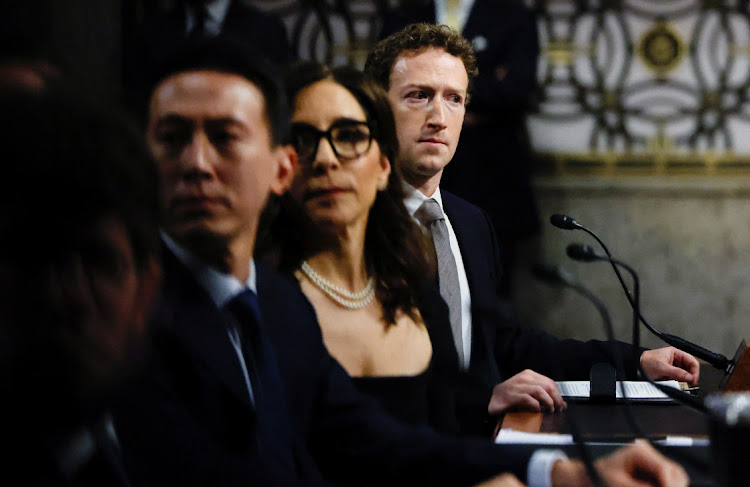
left=552, top=213, right=733, bottom=373
left=565, top=243, right=708, bottom=411
left=565, top=243, right=733, bottom=373
left=550, top=213, right=583, bottom=230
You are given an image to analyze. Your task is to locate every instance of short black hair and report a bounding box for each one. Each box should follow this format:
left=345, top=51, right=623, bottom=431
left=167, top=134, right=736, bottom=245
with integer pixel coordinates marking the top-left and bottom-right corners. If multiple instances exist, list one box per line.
left=141, top=37, right=290, bottom=146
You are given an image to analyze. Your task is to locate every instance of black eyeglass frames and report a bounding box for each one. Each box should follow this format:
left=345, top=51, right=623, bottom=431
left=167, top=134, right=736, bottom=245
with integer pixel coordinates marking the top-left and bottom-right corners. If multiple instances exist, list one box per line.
left=290, top=120, right=373, bottom=164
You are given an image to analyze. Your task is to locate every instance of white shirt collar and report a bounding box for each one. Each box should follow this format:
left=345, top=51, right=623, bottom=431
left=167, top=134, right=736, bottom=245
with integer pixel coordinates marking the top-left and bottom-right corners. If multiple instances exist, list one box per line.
left=402, top=180, right=446, bottom=219
left=185, top=0, right=232, bottom=36
left=161, top=231, right=256, bottom=308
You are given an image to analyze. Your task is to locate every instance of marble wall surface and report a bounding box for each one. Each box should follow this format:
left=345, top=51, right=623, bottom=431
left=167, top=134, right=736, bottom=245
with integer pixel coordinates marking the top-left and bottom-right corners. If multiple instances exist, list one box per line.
left=512, top=176, right=750, bottom=360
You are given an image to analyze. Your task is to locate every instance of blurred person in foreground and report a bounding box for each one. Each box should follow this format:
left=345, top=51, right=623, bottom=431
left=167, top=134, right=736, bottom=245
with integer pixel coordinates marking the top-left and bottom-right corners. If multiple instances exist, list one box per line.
left=0, top=85, right=161, bottom=485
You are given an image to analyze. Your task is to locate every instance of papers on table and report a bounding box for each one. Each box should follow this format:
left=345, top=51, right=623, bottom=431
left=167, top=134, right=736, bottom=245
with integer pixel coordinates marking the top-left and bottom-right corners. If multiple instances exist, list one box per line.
left=494, top=429, right=709, bottom=446
left=555, top=380, right=681, bottom=402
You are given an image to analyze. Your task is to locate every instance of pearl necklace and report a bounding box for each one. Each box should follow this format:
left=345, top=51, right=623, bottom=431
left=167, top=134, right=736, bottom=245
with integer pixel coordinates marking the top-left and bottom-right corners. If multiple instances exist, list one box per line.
left=300, top=261, right=376, bottom=309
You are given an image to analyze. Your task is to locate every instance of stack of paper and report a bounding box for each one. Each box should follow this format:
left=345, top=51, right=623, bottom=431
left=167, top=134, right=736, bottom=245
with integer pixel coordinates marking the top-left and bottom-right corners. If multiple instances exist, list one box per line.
left=555, top=380, right=681, bottom=401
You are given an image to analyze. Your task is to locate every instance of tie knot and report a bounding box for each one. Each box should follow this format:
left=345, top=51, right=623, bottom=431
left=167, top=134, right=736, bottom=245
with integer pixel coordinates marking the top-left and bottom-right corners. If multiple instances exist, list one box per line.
left=416, top=198, right=444, bottom=225
left=227, top=288, right=263, bottom=326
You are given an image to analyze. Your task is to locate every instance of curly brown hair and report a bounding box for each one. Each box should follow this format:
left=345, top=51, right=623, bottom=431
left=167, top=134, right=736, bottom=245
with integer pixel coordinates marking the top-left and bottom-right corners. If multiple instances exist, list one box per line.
left=258, top=61, right=434, bottom=326
left=364, top=22, right=478, bottom=101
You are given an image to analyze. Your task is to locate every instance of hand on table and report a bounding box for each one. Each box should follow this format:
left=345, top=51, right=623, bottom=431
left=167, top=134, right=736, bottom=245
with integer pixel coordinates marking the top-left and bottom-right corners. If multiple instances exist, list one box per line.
left=641, top=347, right=700, bottom=386
left=552, top=441, right=689, bottom=487
left=487, top=369, right=567, bottom=415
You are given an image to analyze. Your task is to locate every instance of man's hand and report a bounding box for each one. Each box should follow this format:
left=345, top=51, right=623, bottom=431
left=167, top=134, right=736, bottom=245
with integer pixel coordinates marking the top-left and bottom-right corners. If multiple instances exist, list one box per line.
left=474, top=473, right=525, bottom=487
left=641, top=347, right=700, bottom=386
left=552, top=441, right=689, bottom=487
left=487, top=369, right=567, bottom=415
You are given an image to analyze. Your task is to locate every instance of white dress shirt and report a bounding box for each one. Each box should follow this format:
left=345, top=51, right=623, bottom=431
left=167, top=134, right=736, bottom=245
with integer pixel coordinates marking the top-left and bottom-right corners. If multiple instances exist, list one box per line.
left=403, top=182, right=473, bottom=369
left=401, top=188, right=565, bottom=486
left=162, top=231, right=257, bottom=403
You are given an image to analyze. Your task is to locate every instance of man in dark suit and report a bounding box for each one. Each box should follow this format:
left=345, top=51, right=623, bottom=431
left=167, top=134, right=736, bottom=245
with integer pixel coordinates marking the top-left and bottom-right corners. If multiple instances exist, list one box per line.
left=364, top=22, right=701, bottom=438
left=112, top=38, right=688, bottom=487
left=380, top=0, right=542, bottom=297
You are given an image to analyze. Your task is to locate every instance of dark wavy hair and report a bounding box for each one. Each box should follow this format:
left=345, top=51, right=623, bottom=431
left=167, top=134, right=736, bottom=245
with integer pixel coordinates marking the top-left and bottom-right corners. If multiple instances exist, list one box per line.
left=365, top=22, right=478, bottom=102
left=260, top=61, right=432, bottom=325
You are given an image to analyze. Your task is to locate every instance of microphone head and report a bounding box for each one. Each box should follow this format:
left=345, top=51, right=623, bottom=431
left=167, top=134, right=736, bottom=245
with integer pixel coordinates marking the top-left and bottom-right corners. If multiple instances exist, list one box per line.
left=550, top=213, right=582, bottom=230
left=566, top=243, right=601, bottom=262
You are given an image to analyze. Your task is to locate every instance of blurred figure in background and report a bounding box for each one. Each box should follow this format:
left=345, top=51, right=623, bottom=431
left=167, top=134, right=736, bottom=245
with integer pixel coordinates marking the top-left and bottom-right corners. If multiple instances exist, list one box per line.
left=123, top=0, right=292, bottom=120
left=0, top=86, right=161, bottom=485
left=380, top=0, right=541, bottom=297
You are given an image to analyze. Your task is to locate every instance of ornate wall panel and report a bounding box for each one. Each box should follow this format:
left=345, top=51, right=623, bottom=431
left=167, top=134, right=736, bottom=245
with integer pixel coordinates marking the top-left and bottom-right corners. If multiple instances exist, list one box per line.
left=130, top=1, right=750, bottom=175
left=529, top=0, right=750, bottom=175
left=249, top=0, right=392, bottom=67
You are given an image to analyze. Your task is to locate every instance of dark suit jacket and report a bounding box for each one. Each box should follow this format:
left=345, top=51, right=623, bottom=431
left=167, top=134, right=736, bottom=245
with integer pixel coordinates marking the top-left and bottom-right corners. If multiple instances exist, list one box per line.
left=113, top=247, right=535, bottom=486
left=381, top=0, right=541, bottom=244
left=441, top=190, right=641, bottom=436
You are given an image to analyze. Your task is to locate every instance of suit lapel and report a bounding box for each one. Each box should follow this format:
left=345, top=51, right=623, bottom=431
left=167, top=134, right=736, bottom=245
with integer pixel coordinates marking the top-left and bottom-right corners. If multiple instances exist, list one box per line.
left=441, top=193, right=500, bottom=380
left=442, top=193, right=482, bottom=291
left=160, top=249, right=254, bottom=407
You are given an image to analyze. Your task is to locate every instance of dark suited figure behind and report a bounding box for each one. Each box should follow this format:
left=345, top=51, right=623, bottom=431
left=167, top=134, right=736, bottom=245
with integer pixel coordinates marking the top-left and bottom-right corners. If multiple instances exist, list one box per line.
left=381, top=0, right=541, bottom=297
left=123, top=0, right=292, bottom=118
left=0, top=86, right=161, bottom=486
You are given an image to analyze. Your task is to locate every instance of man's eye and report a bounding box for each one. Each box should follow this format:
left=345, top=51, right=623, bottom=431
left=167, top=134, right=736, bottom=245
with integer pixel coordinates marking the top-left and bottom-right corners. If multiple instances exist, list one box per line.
left=154, top=130, right=188, bottom=148
left=406, top=91, right=428, bottom=100
left=209, top=130, right=238, bottom=147
left=447, top=95, right=462, bottom=104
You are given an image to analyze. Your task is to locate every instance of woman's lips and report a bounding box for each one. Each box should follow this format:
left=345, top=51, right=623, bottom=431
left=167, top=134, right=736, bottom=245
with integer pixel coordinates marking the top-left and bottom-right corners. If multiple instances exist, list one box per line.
left=306, top=186, right=349, bottom=199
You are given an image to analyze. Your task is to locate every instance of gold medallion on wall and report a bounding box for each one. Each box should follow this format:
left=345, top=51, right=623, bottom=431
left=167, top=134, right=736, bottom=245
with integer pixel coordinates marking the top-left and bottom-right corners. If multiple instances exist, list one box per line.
left=637, top=21, right=685, bottom=76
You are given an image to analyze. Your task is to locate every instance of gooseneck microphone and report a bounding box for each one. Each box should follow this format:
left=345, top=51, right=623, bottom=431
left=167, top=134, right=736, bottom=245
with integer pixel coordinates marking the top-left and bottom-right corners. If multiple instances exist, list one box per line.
left=565, top=242, right=732, bottom=372
left=566, top=244, right=643, bottom=362
left=532, top=262, right=639, bottom=391
left=551, top=213, right=733, bottom=373
left=565, top=243, right=708, bottom=411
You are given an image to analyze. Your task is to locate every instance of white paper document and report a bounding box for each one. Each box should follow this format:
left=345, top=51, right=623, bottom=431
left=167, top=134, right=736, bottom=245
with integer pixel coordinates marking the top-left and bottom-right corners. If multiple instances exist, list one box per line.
left=555, top=380, right=681, bottom=401
left=494, top=429, right=708, bottom=446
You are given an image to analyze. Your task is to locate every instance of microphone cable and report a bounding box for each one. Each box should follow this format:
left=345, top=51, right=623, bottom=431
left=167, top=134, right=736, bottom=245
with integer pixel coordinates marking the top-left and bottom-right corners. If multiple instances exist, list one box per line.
left=565, top=243, right=707, bottom=413
left=551, top=214, right=732, bottom=373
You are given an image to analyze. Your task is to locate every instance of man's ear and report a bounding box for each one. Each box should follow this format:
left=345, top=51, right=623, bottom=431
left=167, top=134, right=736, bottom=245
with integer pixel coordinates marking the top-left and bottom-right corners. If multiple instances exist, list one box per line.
left=270, top=144, right=298, bottom=196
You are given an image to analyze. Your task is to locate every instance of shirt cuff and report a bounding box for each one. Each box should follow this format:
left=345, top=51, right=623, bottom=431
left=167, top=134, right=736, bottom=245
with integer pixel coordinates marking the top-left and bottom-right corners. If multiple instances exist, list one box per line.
left=527, top=449, right=568, bottom=487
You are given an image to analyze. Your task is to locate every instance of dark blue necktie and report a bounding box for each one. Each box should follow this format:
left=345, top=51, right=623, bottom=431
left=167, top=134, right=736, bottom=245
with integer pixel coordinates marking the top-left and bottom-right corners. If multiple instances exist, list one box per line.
left=226, top=289, right=295, bottom=471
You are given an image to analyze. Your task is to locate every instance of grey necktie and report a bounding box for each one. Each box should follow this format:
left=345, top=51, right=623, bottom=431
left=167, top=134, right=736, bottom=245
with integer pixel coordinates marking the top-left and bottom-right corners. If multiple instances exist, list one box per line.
left=417, top=198, right=464, bottom=366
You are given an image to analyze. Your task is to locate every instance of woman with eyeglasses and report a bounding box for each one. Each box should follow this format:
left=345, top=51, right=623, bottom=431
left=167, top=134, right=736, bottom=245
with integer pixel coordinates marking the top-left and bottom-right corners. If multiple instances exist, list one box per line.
left=259, top=61, right=459, bottom=433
